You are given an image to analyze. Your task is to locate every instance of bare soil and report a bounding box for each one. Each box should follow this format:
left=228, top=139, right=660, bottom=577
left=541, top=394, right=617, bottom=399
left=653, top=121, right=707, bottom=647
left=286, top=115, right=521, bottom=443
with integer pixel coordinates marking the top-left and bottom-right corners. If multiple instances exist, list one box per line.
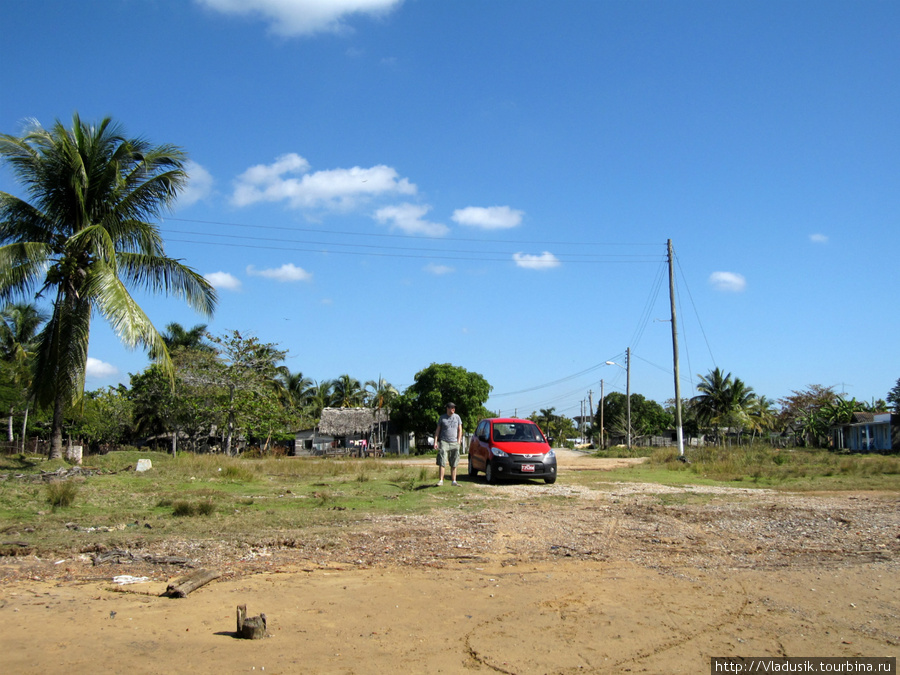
left=1, top=451, right=898, bottom=673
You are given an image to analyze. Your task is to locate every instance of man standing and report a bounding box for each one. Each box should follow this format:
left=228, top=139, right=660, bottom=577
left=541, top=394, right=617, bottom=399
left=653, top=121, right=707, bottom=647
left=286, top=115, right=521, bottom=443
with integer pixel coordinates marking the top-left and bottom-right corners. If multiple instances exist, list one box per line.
left=433, top=402, right=463, bottom=486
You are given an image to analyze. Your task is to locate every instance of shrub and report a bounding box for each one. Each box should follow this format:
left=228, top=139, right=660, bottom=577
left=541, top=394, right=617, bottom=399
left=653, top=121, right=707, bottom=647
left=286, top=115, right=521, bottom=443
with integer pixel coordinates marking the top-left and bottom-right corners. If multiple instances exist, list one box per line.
left=172, top=500, right=215, bottom=517
left=46, top=481, right=78, bottom=510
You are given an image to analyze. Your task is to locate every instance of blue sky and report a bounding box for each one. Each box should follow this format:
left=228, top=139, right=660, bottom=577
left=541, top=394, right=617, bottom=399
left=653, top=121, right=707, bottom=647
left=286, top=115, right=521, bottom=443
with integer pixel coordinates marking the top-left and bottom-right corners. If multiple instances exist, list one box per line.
left=2, top=0, right=898, bottom=419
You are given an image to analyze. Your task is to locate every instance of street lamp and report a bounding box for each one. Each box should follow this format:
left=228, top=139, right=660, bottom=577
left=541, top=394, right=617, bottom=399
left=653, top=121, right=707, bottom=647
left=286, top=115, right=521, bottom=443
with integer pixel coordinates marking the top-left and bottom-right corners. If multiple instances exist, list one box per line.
left=605, top=348, right=631, bottom=449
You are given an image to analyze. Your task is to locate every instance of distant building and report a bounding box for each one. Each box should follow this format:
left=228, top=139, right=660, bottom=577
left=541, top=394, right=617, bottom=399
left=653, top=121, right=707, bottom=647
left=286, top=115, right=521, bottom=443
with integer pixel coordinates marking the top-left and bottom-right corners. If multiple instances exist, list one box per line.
left=832, top=412, right=900, bottom=452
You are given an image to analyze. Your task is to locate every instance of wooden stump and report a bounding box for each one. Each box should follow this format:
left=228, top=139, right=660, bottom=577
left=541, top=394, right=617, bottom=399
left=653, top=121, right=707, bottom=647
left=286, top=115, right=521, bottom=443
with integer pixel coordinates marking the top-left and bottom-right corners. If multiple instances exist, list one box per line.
left=237, top=604, right=268, bottom=639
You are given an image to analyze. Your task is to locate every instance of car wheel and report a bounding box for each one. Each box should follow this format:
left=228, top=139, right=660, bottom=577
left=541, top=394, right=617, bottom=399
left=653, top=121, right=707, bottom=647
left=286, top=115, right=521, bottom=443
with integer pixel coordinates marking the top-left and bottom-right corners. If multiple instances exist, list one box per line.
left=484, top=461, right=495, bottom=484
left=544, top=474, right=557, bottom=485
left=468, top=458, right=477, bottom=477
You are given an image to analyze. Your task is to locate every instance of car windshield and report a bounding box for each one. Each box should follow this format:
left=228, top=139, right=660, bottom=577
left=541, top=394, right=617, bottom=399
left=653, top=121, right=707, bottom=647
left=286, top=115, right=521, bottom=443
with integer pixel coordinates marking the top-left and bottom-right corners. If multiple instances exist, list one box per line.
left=491, top=423, right=544, bottom=443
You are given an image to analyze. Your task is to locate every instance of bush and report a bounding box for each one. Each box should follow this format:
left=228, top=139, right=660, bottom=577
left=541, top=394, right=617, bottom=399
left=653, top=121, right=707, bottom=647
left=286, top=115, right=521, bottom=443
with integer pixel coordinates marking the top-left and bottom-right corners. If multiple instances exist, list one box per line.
left=46, top=481, right=78, bottom=510
left=172, top=499, right=215, bottom=517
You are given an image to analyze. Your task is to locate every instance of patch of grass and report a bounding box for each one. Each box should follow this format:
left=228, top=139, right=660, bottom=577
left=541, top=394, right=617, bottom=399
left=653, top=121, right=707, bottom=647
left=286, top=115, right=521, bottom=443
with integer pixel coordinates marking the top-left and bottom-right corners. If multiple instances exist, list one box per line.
left=172, top=499, right=215, bottom=517
left=646, top=444, right=900, bottom=489
left=592, top=447, right=655, bottom=459
left=221, top=465, right=257, bottom=482
left=46, top=480, right=79, bottom=510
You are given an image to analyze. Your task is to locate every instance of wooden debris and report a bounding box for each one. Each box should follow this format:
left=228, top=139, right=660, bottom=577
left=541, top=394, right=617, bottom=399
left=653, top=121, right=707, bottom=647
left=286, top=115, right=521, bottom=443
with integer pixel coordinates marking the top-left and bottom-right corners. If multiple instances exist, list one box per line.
left=236, top=604, right=268, bottom=639
left=164, top=568, right=221, bottom=598
left=92, top=549, right=193, bottom=567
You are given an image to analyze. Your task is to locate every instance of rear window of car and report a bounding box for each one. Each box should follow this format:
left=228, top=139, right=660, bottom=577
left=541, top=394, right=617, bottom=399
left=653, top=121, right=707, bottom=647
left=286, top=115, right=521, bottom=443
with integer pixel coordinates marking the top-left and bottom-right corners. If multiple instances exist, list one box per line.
left=491, top=423, right=545, bottom=443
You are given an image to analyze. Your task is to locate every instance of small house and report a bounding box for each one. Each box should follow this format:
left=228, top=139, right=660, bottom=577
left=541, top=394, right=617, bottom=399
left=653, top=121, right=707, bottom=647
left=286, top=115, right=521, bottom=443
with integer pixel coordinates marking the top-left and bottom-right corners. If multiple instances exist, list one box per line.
left=832, top=412, right=900, bottom=452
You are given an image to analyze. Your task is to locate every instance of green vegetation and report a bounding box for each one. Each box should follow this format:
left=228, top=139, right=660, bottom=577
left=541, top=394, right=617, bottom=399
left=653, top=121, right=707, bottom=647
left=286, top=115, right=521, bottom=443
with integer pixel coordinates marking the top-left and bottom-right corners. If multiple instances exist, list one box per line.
left=644, top=444, right=900, bottom=489
left=45, top=480, right=79, bottom=510
left=0, top=451, right=466, bottom=555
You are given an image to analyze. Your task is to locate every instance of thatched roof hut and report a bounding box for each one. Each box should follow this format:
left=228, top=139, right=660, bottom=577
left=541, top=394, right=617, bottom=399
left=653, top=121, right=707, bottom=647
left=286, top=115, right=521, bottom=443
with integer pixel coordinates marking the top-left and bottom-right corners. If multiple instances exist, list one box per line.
left=317, top=407, right=389, bottom=437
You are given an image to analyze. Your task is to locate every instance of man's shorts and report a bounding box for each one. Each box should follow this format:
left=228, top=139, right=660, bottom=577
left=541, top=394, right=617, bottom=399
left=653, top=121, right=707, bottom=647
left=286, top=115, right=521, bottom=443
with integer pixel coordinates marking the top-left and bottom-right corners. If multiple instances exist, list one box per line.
left=436, top=440, right=460, bottom=468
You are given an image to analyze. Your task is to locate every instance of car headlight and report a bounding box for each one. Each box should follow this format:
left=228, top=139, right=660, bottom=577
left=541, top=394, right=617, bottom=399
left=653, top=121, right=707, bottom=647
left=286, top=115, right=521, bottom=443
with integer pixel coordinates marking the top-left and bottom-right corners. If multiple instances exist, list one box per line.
left=546, top=448, right=556, bottom=458
left=489, top=446, right=508, bottom=457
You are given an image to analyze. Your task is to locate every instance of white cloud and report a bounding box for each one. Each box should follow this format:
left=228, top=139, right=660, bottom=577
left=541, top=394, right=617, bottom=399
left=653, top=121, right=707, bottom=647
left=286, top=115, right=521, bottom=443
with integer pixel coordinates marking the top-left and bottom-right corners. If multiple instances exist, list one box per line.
left=232, top=153, right=416, bottom=211
left=424, top=263, right=454, bottom=275
left=513, top=252, right=560, bottom=270
left=246, top=263, right=312, bottom=282
left=177, top=160, right=215, bottom=207
left=709, top=271, right=747, bottom=292
left=810, top=233, right=829, bottom=244
left=373, top=203, right=448, bottom=237
left=196, top=0, right=404, bottom=37
left=452, top=205, right=524, bottom=230
left=85, top=357, right=118, bottom=379
left=205, top=271, right=243, bottom=291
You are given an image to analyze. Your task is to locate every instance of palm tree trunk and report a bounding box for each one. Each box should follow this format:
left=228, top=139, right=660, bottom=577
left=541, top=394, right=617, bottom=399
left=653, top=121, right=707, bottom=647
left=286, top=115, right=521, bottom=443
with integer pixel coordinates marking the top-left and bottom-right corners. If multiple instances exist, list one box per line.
left=20, top=406, right=28, bottom=453
left=49, top=395, right=65, bottom=459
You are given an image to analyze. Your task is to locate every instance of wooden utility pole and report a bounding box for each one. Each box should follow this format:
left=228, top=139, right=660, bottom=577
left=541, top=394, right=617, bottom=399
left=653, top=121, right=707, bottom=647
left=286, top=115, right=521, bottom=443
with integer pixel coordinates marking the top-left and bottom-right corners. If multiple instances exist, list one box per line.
left=668, top=239, right=685, bottom=457
left=588, top=389, right=594, bottom=447
left=626, top=347, right=631, bottom=449
left=599, top=380, right=604, bottom=449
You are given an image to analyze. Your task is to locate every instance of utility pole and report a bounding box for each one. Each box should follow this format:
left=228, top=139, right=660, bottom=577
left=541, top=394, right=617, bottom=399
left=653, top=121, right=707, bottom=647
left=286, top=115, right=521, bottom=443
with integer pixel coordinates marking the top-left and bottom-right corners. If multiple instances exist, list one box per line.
left=668, top=239, right=685, bottom=457
left=599, top=380, right=604, bottom=449
left=588, top=389, right=594, bottom=447
left=626, top=347, right=631, bottom=449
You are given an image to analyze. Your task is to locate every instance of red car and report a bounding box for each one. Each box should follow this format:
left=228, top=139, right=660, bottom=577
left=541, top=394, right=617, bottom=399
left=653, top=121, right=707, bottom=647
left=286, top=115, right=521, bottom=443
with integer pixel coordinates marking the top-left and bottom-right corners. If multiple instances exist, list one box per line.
left=468, top=418, right=557, bottom=484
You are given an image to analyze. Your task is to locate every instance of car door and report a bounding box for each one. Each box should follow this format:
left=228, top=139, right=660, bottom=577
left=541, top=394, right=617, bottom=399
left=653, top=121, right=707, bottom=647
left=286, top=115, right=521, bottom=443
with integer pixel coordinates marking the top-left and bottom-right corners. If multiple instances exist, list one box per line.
left=472, top=420, right=489, bottom=468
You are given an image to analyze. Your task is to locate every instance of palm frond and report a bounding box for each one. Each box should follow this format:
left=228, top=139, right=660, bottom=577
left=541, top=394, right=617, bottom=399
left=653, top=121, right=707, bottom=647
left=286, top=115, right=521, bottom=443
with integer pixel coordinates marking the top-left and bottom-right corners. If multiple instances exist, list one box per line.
left=87, top=262, right=174, bottom=381
left=117, top=252, right=217, bottom=317
left=31, top=287, right=91, bottom=409
left=0, top=242, right=52, bottom=303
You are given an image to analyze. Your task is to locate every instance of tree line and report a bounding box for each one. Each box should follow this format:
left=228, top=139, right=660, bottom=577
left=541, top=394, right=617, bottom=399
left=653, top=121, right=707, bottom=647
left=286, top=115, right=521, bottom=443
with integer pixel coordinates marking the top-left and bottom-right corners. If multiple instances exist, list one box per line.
left=2, top=114, right=896, bottom=457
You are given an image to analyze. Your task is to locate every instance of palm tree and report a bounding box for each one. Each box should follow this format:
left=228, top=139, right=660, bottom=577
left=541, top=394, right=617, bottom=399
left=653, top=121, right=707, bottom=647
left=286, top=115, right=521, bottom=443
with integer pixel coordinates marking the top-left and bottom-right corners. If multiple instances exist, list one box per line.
left=162, top=322, right=212, bottom=352
left=331, top=374, right=364, bottom=408
left=275, top=368, right=313, bottom=409
left=693, top=368, right=755, bottom=444
left=746, top=395, right=777, bottom=443
left=0, top=114, right=216, bottom=458
left=0, top=302, right=48, bottom=443
left=305, top=380, right=334, bottom=420
left=364, top=377, right=398, bottom=410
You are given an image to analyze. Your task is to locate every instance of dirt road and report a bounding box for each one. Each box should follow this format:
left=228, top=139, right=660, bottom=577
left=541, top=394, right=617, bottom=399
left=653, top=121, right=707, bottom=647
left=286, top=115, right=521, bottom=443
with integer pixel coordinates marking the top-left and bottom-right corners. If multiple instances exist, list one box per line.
left=1, top=451, right=898, bottom=674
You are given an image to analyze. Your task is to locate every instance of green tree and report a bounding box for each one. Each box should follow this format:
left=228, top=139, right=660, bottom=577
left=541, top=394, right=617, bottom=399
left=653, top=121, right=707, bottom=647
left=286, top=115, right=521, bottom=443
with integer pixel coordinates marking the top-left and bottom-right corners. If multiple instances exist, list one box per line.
left=692, top=368, right=755, bottom=443
left=331, top=374, right=364, bottom=408
left=391, top=363, right=492, bottom=442
left=594, top=392, right=673, bottom=441
left=777, top=385, right=838, bottom=447
left=0, top=302, right=47, bottom=443
left=888, top=378, right=900, bottom=414
left=161, top=322, right=213, bottom=353
left=0, top=114, right=216, bottom=458
left=181, top=331, right=288, bottom=455
left=365, top=377, right=398, bottom=410
left=529, top=407, right=577, bottom=447
left=745, top=395, right=777, bottom=442
left=73, top=386, right=133, bottom=450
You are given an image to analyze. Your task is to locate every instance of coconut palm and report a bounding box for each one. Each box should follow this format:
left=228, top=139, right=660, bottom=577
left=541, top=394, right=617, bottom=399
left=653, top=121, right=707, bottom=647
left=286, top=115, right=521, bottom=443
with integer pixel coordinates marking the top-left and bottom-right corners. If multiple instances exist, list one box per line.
left=746, top=395, right=777, bottom=442
left=275, top=368, right=314, bottom=409
left=0, top=114, right=216, bottom=458
left=305, top=380, right=334, bottom=420
left=331, top=374, right=364, bottom=408
left=161, top=322, right=213, bottom=353
left=693, top=368, right=755, bottom=443
left=364, top=377, right=398, bottom=410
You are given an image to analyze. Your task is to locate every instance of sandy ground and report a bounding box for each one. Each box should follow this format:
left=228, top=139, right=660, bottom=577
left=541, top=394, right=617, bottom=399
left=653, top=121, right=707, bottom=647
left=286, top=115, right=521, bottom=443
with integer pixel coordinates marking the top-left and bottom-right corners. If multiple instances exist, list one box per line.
left=1, top=451, right=898, bottom=674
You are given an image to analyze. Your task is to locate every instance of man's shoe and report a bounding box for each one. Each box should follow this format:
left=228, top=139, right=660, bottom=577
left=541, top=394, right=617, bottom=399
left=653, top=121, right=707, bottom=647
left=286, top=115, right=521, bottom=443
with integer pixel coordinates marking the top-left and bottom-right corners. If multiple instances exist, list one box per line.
left=451, top=481, right=459, bottom=486
left=436, top=480, right=443, bottom=486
